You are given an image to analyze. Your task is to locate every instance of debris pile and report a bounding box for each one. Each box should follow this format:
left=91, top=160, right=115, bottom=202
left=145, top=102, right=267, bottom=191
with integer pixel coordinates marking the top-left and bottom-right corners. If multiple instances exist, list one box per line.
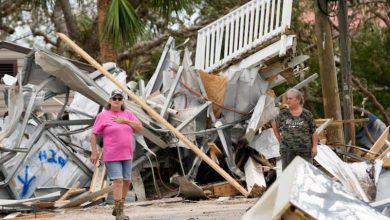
left=0, top=0, right=390, bottom=218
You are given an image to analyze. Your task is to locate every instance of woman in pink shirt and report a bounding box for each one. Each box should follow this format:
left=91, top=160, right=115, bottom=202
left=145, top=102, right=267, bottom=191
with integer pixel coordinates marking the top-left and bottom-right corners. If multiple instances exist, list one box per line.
left=90, top=90, right=143, bottom=220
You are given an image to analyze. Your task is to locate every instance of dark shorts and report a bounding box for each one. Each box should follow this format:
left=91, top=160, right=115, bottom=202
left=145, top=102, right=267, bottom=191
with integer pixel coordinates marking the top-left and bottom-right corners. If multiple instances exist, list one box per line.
left=281, top=150, right=311, bottom=170
left=105, top=160, right=132, bottom=181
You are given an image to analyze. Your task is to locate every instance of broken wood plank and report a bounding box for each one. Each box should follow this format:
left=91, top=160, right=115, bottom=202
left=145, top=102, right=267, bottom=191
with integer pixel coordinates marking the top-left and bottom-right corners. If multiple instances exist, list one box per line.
left=315, top=118, right=368, bottom=125
left=366, top=126, right=390, bottom=159
left=315, top=118, right=333, bottom=135
left=383, top=157, right=390, bottom=168
left=58, top=186, right=113, bottom=208
left=30, top=201, right=55, bottom=209
left=58, top=181, right=80, bottom=200
left=244, top=158, right=266, bottom=197
left=208, top=143, right=222, bottom=156
left=58, top=32, right=250, bottom=197
left=203, top=181, right=241, bottom=197
left=57, top=188, right=86, bottom=202
left=210, top=151, right=219, bottom=165
left=208, top=143, right=222, bottom=165
left=378, top=140, right=390, bottom=159
left=89, top=152, right=106, bottom=193
left=251, top=153, right=274, bottom=169
left=281, top=206, right=313, bottom=220
left=131, top=168, right=146, bottom=201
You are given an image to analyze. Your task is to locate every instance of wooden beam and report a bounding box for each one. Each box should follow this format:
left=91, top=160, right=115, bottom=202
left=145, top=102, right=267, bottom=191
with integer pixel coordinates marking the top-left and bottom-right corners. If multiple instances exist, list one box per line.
left=315, top=118, right=368, bottom=125
left=131, top=169, right=146, bottom=201
left=89, top=152, right=106, bottom=193
left=367, top=126, right=389, bottom=159
left=58, top=186, right=113, bottom=208
left=244, top=158, right=266, bottom=197
left=203, top=181, right=241, bottom=197
left=378, top=140, right=390, bottom=159
left=57, top=33, right=249, bottom=197
left=58, top=181, right=84, bottom=201
left=383, top=157, right=390, bottom=168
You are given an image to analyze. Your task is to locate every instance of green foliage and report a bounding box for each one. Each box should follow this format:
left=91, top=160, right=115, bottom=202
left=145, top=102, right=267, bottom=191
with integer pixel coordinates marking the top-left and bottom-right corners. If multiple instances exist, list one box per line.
left=351, top=24, right=390, bottom=115
left=103, top=0, right=144, bottom=50
left=151, top=0, right=197, bottom=17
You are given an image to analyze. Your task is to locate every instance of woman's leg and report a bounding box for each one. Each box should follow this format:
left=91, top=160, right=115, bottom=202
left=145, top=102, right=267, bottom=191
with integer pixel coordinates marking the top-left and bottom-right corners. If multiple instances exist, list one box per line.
left=113, top=179, right=124, bottom=201
left=121, top=160, right=133, bottom=201
left=106, top=161, right=128, bottom=219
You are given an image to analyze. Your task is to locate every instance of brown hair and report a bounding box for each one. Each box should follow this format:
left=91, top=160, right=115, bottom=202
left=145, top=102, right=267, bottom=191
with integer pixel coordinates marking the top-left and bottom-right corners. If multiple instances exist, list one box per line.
left=104, top=100, right=125, bottom=111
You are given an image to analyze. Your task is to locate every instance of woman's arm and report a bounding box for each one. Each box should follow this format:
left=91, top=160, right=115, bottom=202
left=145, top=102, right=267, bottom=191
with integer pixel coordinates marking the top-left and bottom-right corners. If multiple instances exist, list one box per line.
left=271, top=120, right=281, bottom=142
left=112, top=116, right=143, bottom=132
left=311, top=132, right=318, bottom=158
left=125, top=119, right=143, bottom=132
left=90, top=133, right=98, bottom=165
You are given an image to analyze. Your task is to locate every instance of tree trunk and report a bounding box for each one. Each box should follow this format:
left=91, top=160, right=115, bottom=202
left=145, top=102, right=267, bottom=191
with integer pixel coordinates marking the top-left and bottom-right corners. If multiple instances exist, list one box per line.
left=97, top=0, right=117, bottom=63
left=314, top=0, right=345, bottom=146
left=338, top=0, right=355, bottom=145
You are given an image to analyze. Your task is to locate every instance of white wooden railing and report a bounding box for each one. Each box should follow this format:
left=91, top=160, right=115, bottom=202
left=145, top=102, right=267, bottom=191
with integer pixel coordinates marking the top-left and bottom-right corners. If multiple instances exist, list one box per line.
left=195, top=0, right=293, bottom=72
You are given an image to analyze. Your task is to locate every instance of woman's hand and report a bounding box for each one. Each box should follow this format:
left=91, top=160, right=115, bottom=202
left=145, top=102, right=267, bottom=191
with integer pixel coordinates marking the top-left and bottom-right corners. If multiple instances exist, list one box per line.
left=311, top=146, right=318, bottom=158
left=112, top=116, right=127, bottom=123
left=90, top=151, right=98, bottom=165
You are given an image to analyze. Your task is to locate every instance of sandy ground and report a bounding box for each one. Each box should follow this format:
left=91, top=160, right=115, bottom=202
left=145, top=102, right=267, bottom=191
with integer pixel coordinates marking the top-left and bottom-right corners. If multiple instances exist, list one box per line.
left=43, top=197, right=257, bottom=220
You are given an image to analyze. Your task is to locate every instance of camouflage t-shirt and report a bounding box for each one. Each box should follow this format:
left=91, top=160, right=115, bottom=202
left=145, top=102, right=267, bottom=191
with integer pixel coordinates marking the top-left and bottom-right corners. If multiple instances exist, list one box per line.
left=276, top=108, right=316, bottom=152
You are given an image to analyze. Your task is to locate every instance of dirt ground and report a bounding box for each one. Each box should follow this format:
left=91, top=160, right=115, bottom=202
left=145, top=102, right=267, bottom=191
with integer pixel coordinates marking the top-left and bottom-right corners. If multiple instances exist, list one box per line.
left=43, top=197, right=257, bottom=220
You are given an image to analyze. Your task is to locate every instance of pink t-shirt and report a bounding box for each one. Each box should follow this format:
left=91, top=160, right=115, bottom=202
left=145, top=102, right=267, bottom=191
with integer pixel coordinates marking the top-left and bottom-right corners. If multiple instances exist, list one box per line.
left=92, top=109, right=139, bottom=162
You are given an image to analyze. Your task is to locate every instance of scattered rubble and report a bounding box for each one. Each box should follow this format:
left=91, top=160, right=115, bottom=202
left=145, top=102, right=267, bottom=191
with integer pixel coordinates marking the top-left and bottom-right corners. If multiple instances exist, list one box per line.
left=0, top=0, right=390, bottom=219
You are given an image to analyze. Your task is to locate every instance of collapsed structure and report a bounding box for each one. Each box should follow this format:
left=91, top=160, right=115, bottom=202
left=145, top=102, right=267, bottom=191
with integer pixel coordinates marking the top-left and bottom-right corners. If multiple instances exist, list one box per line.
left=0, top=0, right=390, bottom=219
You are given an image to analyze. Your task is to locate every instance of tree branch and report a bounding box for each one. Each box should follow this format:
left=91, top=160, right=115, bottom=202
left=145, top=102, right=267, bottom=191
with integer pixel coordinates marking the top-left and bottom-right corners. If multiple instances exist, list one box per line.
left=117, top=23, right=206, bottom=62
left=117, top=34, right=170, bottom=62
left=31, top=29, right=56, bottom=46
left=0, top=0, right=25, bottom=17
left=0, top=23, right=15, bottom=34
left=351, top=76, right=390, bottom=125
left=369, top=9, right=390, bottom=27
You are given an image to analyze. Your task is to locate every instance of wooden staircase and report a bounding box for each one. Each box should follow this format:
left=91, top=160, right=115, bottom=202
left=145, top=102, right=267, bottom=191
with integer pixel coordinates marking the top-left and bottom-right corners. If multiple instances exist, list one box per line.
left=195, top=0, right=293, bottom=73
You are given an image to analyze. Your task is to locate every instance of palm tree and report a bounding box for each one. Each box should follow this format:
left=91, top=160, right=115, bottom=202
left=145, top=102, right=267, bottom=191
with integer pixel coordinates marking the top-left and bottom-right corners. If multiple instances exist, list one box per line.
left=98, top=0, right=194, bottom=63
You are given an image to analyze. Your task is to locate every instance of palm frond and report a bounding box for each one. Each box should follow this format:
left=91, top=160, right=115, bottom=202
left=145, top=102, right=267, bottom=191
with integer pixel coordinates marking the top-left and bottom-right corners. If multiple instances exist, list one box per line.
left=102, top=0, right=144, bottom=50
left=151, top=0, right=197, bottom=17
left=23, top=0, right=55, bottom=10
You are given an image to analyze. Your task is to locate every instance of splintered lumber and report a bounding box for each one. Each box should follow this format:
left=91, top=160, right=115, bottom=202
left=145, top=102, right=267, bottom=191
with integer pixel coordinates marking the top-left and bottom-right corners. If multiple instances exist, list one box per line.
left=57, top=181, right=85, bottom=201
left=378, top=140, right=390, bottom=159
left=281, top=206, right=313, bottom=220
left=57, top=33, right=249, bottom=197
left=208, top=143, right=222, bottom=165
left=57, top=188, right=86, bottom=202
left=383, top=157, right=390, bottom=168
left=244, top=158, right=266, bottom=197
left=366, top=126, right=390, bottom=160
left=131, top=169, right=146, bottom=201
left=251, top=153, right=274, bottom=169
left=30, top=201, right=55, bottom=209
left=58, top=186, right=113, bottom=208
left=89, top=152, right=106, bottom=193
left=315, top=118, right=368, bottom=125
left=203, top=181, right=241, bottom=197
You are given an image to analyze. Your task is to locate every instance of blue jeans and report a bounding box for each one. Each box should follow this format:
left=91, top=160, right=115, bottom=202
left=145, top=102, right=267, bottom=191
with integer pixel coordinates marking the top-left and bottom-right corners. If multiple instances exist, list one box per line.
left=105, top=160, right=132, bottom=181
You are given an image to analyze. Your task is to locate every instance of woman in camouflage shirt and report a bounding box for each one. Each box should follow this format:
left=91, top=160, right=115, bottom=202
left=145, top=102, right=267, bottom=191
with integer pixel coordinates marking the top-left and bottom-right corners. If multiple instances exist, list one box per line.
left=272, top=88, right=318, bottom=169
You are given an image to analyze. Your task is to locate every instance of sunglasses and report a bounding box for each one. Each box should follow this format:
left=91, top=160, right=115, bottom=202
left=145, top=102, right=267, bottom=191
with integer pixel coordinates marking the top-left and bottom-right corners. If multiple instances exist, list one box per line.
left=111, top=97, right=123, bottom=101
